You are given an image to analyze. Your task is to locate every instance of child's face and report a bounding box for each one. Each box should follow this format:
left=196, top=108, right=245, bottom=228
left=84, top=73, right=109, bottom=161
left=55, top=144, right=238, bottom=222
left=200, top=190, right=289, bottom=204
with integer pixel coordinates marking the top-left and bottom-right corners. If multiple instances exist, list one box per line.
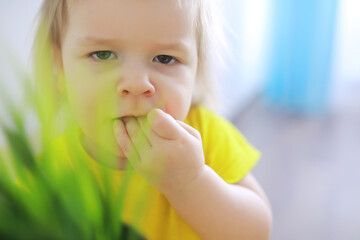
left=60, top=0, right=198, bottom=156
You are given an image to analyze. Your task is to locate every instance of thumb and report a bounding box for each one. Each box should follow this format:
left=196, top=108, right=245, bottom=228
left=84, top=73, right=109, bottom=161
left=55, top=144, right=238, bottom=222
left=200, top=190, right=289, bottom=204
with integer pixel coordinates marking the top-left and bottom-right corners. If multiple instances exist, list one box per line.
left=147, top=109, right=182, bottom=140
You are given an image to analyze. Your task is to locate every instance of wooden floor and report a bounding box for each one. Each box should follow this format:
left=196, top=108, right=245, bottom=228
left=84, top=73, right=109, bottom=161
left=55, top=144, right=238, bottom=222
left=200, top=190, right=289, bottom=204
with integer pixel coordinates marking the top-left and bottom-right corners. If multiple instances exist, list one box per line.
left=233, top=82, right=360, bottom=240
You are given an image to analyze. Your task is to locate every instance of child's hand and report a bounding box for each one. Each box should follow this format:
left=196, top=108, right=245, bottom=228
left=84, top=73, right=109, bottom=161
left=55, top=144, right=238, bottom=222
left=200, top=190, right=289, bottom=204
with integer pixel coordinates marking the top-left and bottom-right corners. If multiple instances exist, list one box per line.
left=113, top=109, right=205, bottom=195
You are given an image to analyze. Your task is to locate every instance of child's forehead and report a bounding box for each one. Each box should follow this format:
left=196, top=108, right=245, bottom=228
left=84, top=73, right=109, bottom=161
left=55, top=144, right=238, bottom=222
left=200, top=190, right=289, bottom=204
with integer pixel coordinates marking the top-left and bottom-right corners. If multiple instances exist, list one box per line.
left=67, top=0, right=194, bottom=11
left=66, top=0, right=196, bottom=28
left=63, top=0, right=198, bottom=50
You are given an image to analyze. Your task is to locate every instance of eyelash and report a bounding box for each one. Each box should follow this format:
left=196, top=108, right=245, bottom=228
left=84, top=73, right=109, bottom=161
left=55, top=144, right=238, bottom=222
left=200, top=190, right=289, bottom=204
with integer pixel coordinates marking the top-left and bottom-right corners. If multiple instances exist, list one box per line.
left=153, top=55, right=177, bottom=64
left=89, top=51, right=178, bottom=65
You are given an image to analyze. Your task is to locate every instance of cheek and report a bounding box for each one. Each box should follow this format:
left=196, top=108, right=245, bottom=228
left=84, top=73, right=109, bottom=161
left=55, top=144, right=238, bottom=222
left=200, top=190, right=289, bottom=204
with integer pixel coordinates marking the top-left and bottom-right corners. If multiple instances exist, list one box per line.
left=160, top=78, right=195, bottom=121
left=163, top=98, right=191, bottom=121
left=64, top=60, right=117, bottom=104
left=63, top=67, right=117, bottom=130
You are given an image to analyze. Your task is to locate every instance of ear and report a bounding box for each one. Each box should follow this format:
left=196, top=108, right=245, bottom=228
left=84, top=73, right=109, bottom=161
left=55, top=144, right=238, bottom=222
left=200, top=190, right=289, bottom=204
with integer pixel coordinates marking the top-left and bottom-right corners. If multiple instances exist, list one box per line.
left=52, top=45, right=67, bottom=93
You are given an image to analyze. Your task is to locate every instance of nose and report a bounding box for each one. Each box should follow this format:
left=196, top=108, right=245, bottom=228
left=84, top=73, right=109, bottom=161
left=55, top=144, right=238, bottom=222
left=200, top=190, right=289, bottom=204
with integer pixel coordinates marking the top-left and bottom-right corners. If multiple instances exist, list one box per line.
left=116, top=61, right=155, bottom=97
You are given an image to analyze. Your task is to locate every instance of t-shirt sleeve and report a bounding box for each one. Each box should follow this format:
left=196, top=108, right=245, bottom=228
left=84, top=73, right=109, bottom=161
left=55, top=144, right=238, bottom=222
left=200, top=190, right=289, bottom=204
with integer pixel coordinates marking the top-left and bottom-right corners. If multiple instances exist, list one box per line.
left=185, top=106, right=260, bottom=184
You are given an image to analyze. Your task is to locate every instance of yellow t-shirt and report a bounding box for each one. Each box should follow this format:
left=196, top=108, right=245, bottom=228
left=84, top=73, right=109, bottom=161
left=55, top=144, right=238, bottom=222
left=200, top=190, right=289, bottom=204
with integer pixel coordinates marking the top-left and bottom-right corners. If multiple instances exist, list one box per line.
left=54, top=105, right=260, bottom=240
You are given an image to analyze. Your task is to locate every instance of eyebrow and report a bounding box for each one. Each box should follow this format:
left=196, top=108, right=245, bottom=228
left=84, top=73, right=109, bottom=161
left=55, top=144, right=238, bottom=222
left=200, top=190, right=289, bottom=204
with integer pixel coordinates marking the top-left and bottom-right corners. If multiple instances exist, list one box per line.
left=153, top=40, right=192, bottom=52
left=76, top=37, right=121, bottom=46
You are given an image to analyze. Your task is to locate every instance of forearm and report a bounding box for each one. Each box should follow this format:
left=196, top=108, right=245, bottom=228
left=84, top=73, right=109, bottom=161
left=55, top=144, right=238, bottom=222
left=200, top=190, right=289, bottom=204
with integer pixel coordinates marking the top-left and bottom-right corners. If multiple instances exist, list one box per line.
left=163, top=166, right=272, bottom=240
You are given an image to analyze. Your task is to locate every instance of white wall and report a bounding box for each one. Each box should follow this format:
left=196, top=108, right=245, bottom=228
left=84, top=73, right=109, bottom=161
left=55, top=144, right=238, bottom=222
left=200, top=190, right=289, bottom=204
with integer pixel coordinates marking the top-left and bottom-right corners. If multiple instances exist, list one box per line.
left=0, top=0, right=42, bottom=102
left=332, top=0, right=360, bottom=83
left=0, top=1, right=42, bottom=66
left=217, top=0, right=270, bottom=119
left=0, top=0, right=42, bottom=145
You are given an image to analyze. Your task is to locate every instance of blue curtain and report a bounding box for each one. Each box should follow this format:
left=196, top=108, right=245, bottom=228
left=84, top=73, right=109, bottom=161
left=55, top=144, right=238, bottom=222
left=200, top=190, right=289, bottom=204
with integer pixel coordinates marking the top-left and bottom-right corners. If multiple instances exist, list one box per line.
left=264, top=0, right=339, bottom=113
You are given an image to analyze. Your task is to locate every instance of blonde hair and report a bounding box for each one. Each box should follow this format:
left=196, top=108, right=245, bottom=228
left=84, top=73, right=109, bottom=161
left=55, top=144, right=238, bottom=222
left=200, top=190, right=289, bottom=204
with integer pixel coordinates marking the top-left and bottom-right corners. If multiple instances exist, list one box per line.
left=33, top=0, right=226, bottom=108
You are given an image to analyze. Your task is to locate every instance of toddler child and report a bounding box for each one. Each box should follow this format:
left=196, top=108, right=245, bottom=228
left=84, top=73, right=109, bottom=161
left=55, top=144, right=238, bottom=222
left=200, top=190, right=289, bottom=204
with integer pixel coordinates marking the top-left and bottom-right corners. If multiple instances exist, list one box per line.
left=34, top=0, right=272, bottom=239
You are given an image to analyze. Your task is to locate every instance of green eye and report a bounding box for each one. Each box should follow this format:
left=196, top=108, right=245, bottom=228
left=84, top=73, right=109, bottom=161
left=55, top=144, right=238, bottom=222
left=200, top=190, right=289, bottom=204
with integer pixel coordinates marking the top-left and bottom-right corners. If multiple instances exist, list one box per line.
left=91, top=51, right=116, bottom=61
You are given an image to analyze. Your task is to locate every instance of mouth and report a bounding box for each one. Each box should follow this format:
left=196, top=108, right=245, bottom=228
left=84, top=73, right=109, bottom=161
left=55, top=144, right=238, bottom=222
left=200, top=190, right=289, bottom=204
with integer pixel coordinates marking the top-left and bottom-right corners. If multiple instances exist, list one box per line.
left=113, top=107, right=166, bottom=121
left=113, top=115, right=144, bottom=121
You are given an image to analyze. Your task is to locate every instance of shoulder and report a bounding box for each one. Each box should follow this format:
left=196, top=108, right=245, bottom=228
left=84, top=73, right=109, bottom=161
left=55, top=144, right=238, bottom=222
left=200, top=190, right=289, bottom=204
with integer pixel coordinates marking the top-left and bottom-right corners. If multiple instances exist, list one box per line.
left=185, top=105, right=248, bottom=145
left=184, top=104, right=228, bottom=133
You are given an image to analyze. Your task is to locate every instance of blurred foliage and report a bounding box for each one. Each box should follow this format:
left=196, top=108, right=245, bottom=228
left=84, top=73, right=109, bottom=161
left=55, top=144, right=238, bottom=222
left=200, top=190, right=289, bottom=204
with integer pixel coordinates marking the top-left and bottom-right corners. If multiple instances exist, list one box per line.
left=0, top=55, right=144, bottom=240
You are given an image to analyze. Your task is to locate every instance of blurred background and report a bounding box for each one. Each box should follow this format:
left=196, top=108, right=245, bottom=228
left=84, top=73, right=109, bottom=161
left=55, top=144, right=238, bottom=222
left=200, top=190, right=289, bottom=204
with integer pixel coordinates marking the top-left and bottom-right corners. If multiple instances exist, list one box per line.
left=0, top=0, right=359, bottom=239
